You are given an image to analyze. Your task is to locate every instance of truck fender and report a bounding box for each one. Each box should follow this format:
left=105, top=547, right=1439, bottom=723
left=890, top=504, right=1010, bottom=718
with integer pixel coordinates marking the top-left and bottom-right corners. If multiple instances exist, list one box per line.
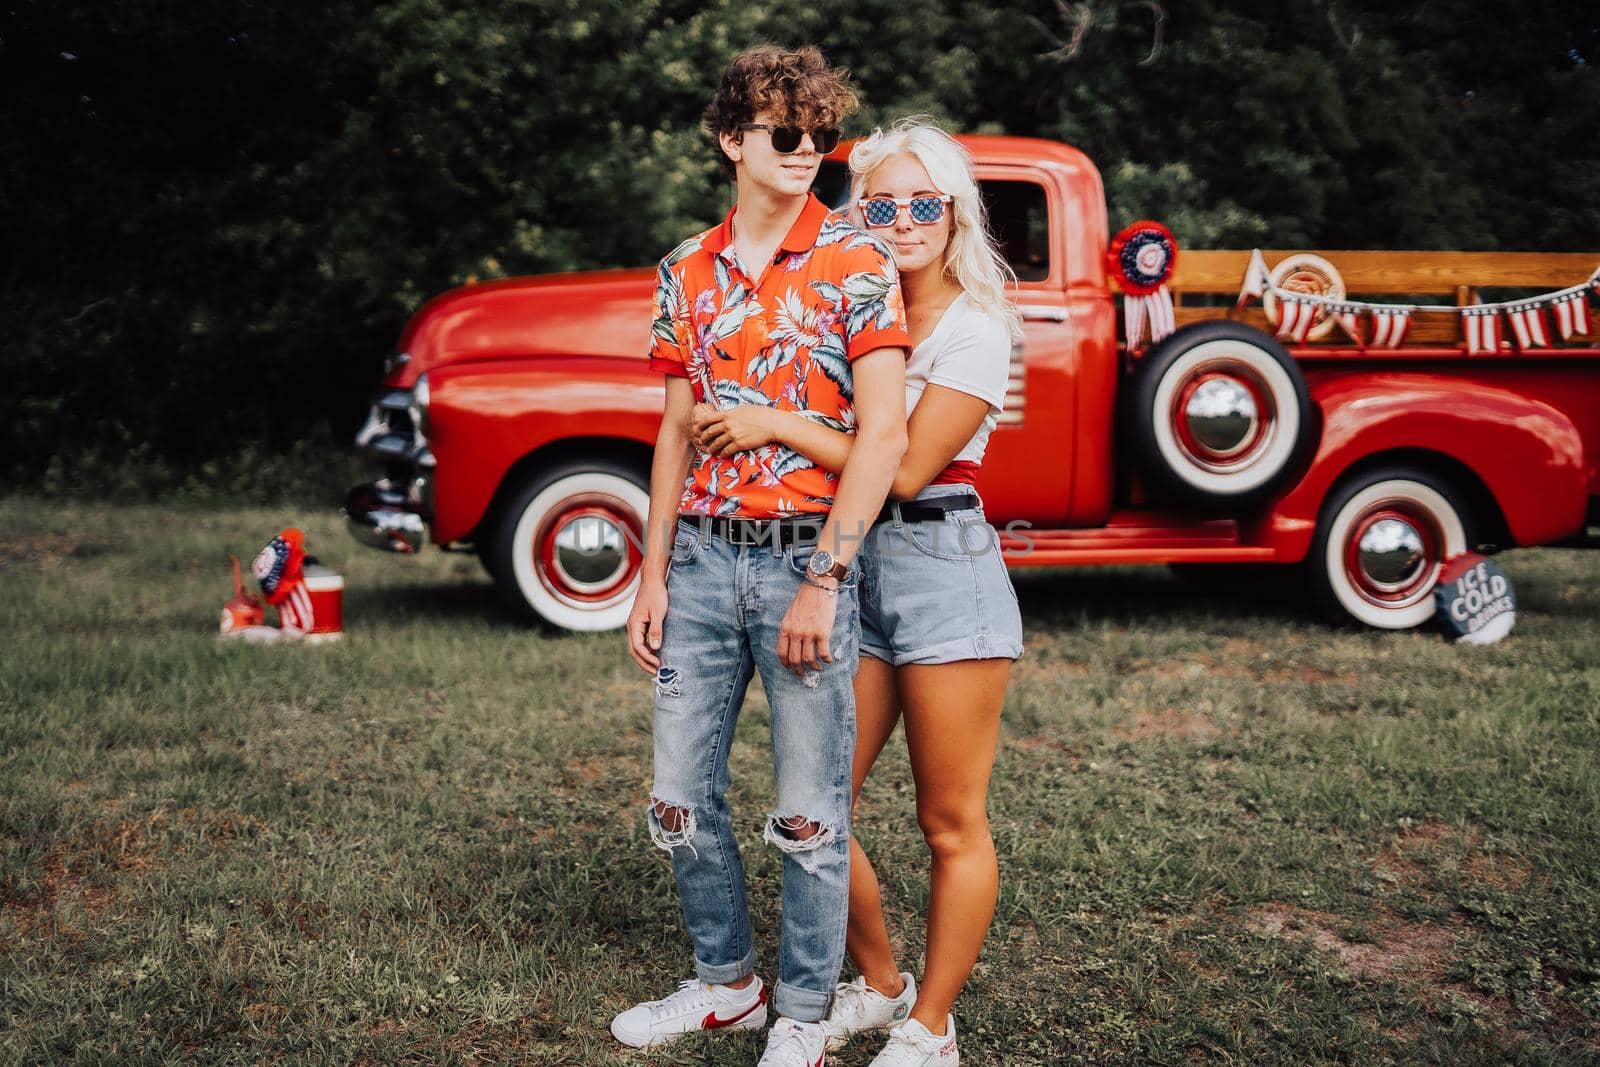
left=1260, top=372, right=1588, bottom=558
left=425, top=357, right=664, bottom=546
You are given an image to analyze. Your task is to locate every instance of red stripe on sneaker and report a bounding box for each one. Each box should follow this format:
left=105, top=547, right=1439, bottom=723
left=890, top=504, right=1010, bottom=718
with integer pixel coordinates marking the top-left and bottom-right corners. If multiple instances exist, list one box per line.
left=701, top=987, right=765, bottom=1029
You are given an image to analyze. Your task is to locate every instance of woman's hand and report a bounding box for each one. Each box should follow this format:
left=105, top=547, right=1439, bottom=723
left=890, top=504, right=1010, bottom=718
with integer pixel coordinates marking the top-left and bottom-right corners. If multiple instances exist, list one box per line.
left=690, top=404, right=781, bottom=457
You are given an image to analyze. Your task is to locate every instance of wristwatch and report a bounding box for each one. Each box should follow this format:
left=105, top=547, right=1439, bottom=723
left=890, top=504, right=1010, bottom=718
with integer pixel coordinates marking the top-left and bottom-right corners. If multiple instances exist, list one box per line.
left=806, top=549, right=850, bottom=582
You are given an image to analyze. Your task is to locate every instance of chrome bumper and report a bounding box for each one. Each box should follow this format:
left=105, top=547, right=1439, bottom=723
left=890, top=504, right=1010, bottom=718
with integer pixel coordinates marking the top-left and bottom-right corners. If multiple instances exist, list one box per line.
left=343, top=378, right=435, bottom=553
left=343, top=481, right=426, bottom=553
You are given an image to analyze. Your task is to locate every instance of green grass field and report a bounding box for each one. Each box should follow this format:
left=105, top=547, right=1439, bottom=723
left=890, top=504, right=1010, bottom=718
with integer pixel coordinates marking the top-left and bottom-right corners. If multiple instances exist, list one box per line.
left=3, top=499, right=1598, bottom=1065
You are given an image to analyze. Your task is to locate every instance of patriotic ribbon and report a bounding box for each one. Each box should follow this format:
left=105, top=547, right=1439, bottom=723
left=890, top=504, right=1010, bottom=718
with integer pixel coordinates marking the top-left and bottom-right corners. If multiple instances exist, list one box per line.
left=252, top=529, right=304, bottom=601
left=1110, top=221, right=1179, bottom=349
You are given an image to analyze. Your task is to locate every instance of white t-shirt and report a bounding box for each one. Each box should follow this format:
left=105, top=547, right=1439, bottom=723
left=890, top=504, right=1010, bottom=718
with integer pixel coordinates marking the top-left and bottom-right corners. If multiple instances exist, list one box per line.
left=903, top=293, right=1012, bottom=467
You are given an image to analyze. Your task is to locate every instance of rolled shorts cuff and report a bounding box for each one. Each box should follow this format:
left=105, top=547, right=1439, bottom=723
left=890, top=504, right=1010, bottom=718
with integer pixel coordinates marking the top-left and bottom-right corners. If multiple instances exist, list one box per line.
left=885, top=633, right=1024, bottom=667
left=694, top=946, right=756, bottom=986
left=772, top=980, right=834, bottom=1023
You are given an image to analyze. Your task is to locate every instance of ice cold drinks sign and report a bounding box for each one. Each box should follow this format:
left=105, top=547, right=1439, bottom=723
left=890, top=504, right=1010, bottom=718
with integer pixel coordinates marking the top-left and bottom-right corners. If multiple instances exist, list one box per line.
left=1433, top=553, right=1516, bottom=645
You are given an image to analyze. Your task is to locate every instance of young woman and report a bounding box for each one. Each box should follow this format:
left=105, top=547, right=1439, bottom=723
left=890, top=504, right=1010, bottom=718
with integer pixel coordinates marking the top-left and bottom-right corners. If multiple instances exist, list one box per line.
left=689, top=118, right=1023, bottom=1067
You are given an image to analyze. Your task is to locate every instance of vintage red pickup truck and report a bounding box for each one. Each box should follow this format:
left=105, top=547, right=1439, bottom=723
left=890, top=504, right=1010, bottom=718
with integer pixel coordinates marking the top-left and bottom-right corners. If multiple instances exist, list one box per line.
left=344, top=134, right=1600, bottom=632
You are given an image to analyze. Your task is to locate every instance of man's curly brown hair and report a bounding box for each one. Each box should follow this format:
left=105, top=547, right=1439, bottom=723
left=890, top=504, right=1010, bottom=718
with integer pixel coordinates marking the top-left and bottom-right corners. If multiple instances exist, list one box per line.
left=703, top=45, right=859, bottom=180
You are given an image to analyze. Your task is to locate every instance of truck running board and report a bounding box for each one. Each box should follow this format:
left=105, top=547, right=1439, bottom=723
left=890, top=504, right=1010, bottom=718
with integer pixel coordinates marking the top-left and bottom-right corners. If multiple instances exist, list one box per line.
left=998, top=514, right=1280, bottom=567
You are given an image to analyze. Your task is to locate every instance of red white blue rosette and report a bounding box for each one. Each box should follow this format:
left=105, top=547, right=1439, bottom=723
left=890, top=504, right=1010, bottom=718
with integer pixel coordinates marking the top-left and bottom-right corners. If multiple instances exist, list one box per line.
left=1109, top=221, right=1179, bottom=348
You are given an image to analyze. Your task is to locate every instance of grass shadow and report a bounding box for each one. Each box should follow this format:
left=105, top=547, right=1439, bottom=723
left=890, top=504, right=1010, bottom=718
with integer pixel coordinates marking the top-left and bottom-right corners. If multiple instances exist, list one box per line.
left=1013, top=565, right=1310, bottom=628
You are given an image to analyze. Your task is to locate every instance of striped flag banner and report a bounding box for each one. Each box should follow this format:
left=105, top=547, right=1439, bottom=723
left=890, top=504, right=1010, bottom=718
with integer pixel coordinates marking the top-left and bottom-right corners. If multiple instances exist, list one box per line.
left=1552, top=293, right=1592, bottom=340
left=1369, top=308, right=1412, bottom=348
left=1331, top=302, right=1366, bottom=347
left=1463, top=308, right=1502, bottom=355
left=1507, top=303, right=1552, bottom=350
left=1275, top=297, right=1316, bottom=343
left=1236, top=248, right=1271, bottom=308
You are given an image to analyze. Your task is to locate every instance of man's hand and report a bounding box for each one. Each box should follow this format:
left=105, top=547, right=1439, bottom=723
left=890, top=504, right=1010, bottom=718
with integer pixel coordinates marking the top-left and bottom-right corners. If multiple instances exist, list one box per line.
left=686, top=402, right=718, bottom=449
left=691, top=404, right=779, bottom=457
left=778, top=580, right=839, bottom=674
left=627, top=576, right=669, bottom=673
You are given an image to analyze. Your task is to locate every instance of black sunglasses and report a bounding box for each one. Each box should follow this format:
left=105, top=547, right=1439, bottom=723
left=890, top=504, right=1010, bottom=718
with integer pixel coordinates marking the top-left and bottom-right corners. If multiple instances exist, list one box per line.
left=737, top=123, right=842, bottom=154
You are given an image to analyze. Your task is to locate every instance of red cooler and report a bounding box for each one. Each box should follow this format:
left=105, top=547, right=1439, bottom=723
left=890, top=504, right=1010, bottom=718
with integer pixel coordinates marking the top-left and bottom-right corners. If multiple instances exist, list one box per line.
left=300, top=563, right=345, bottom=642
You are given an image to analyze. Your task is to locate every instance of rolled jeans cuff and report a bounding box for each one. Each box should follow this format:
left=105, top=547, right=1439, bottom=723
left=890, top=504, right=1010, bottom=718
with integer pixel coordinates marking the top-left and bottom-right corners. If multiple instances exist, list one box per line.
left=694, top=946, right=756, bottom=986
left=773, top=980, right=834, bottom=1023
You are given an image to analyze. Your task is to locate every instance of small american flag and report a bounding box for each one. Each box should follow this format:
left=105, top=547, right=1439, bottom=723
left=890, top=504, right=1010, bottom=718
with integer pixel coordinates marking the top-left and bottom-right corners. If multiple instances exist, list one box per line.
left=1275, top=297, right=1315, bottom=344
left=1330, top=302, right=1366, bottom=348
left=1369, top=308, right=1412, bottom=349
left=1463, top=307, right=1501, bottom=355
left=1507, top=303, right=1551, bottom=350
left=1552, top=293, right=1591, bottom=340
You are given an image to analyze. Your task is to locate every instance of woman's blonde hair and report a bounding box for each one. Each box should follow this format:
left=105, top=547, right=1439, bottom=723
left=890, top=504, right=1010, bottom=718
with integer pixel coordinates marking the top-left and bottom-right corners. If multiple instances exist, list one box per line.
left=847, top=117, right=1021, bottom=336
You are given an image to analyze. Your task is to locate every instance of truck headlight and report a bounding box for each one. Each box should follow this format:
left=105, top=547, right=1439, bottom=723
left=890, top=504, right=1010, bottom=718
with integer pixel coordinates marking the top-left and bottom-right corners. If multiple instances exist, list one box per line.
left=411, top=373, right=430, bottom=436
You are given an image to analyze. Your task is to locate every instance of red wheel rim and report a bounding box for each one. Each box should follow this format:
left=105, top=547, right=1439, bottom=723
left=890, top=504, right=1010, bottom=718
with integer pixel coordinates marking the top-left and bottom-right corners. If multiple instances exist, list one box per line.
left=1170, top=363, right=1274, bottom=471
left=533, top=497, right=643, bottom=604
left=1342, top=501, right=1441, bottom=606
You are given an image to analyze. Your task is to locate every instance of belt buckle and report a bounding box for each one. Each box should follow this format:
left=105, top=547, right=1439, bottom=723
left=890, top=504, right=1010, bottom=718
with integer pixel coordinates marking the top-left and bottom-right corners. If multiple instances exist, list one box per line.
left=729, top=519, right=763, bottom=547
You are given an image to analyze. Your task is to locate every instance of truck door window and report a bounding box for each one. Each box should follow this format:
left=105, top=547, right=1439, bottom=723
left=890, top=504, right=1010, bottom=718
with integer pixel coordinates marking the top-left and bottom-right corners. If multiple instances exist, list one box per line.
left=982, top=181, right=1050, bottom=282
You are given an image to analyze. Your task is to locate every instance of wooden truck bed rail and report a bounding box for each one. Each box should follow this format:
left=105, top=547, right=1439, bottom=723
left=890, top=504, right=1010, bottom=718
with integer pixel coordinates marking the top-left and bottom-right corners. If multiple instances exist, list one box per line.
left=1115, top=249, right=1600, bottom=354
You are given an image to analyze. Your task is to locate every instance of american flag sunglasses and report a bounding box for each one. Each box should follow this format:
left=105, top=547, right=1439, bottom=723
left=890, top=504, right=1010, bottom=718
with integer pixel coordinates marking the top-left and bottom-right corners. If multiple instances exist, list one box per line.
left=859, top=195, right=954, bottom=228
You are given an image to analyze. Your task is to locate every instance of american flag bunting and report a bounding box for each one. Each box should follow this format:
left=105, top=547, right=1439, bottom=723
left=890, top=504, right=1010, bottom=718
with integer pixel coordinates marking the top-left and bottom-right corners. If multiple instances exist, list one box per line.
left=1236, top=248, right=1271, bottom=308
left=1507, top=303, right=1551, bottom=349
left=1463, top=307, right=1501, bottom=355
left=1552, top=293, right=1591, bottom=340
left=1330, top=302, right=1366, bottom=347
left=1275, top=297, right=1316, bottom=343
left=1369, top=308, right=1412, bottom=349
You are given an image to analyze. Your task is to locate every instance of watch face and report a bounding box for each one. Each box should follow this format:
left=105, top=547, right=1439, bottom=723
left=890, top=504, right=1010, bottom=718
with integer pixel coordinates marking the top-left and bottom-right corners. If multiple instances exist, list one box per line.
left=807, top=550, right=836, bottom=577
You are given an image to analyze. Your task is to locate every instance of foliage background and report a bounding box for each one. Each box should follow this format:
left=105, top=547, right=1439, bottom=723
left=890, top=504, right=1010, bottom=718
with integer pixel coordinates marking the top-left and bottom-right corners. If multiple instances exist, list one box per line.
left=4, top=0, right=1597, bottom=494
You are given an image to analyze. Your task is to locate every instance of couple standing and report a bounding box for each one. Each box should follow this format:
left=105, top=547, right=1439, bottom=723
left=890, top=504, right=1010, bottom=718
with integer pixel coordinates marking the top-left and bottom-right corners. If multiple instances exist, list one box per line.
left=616, top=45, right=1024, bottom=1066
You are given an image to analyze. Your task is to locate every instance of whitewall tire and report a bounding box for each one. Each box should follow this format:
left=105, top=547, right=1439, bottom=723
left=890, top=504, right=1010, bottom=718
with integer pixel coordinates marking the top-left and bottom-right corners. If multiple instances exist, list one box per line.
left=1308, top=468, right=1473, bottom=630
left=1129, top=322, right=1317, bottom=509
left=487, top=460, right=649, bottom=631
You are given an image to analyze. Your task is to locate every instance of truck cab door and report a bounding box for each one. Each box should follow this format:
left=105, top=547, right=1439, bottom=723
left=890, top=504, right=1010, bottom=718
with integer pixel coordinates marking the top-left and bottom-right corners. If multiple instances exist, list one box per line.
left=975, top=167, right=1090, bottom=528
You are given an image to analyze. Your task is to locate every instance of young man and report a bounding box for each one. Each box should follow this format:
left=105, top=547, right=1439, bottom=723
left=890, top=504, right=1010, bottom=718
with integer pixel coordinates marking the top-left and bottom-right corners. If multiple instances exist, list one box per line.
left=612, top=45, right=910, bottom=1066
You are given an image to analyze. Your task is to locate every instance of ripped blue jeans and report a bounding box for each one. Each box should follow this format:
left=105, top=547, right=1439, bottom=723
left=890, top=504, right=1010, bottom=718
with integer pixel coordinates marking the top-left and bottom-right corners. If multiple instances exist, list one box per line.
left=647, top=518, right=859, bottom=1023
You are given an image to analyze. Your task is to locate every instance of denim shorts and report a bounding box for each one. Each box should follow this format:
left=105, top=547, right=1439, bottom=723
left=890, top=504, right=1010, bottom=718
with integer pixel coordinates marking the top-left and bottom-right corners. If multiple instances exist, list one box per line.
left=857, top=486, right=1025, bottom=666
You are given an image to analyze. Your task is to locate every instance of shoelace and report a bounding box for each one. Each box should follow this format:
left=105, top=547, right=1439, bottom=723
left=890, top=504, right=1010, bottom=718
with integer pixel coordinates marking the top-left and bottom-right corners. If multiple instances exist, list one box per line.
left=830, top=976, right=877, bottom=1024
left=874, top=1025, right=945, bottom=1066
left=764, top=1020, right=822, bottom=1065
left=648, top=979, right=718, bottom=1021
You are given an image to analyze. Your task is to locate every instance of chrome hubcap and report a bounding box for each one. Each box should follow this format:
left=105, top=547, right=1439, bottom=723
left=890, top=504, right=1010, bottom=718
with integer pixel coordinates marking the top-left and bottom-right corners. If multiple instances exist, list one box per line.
left=551, top=514, right=628, bottom=592
left=1184, top=376, right=1260, bottom=459
left=1357, top=517, right=1426, bottom=592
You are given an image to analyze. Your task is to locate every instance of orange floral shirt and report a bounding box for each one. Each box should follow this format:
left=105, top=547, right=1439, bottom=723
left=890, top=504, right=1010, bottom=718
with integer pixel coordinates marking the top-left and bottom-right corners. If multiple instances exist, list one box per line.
left=648, top=193, right=910, bottom=519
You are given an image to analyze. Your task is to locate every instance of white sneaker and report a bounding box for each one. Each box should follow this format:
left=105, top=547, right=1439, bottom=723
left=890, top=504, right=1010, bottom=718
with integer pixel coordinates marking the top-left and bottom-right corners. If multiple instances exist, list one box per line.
left=608, top=975, right=767, bottom=1048
left=869, top=1013, right=959, bottom=1066
left=758, top=1017, right=829, bottom=1066
left=821, top=971, right=917, bottom=1050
